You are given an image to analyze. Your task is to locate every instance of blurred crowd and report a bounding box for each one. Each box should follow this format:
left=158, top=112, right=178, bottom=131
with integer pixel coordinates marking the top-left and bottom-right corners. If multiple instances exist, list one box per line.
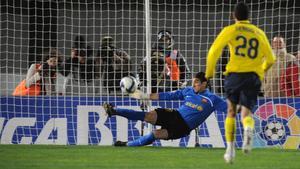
left=15, top=30, right=190, bottom=96
left=14, top=33, right=300, bottom=97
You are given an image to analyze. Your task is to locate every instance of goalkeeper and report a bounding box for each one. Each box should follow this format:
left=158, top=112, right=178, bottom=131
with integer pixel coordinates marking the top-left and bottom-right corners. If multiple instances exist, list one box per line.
left=103, top=72, right=227, bottom=146
left=205, top=2, right=276, bottom=163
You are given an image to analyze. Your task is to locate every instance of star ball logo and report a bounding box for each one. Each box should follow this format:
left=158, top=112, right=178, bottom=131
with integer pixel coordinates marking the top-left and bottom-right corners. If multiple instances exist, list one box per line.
left=254, top=102, right=300, bottom=149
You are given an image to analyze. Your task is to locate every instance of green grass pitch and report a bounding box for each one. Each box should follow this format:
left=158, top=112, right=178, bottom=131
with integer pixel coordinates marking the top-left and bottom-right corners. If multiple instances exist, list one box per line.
left=0, top=145, right=299, bottom=169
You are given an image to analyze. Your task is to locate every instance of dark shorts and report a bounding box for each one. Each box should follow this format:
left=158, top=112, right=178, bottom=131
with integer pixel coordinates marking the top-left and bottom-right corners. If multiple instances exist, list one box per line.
left=224, top=72, right=261, bottom=110
left=155, top=108, right=191, bottom=140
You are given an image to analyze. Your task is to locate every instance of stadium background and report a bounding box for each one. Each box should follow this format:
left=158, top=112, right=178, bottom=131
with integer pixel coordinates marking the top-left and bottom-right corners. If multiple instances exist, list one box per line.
left=1, top=0, right=300, bottom=95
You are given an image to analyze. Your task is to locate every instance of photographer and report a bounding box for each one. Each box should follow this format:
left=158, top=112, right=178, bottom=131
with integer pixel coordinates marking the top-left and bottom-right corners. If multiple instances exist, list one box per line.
left=139, top=30, right=191, bottom=93
left=59, top=35, right=97, bottom=95
left=24, top=48, right=62, bottom=95
left=138, top=51, right=165, bottom=93
left=98, top=36, right=131, bottom=93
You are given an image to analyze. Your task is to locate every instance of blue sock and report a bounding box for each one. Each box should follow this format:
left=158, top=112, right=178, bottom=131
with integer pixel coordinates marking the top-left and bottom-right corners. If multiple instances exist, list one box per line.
left=115, top=108, right=146, bottom=121
left=127, top=132, right=155, bottom=146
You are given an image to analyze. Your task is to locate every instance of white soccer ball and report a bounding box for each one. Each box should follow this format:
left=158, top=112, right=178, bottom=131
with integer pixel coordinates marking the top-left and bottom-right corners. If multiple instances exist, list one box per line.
left=120, top=76, right=138, bottom=94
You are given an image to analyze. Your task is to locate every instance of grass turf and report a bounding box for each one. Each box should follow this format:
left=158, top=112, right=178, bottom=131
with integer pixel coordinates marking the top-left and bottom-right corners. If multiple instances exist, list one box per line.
left=0, top=145, right=299, bottom=169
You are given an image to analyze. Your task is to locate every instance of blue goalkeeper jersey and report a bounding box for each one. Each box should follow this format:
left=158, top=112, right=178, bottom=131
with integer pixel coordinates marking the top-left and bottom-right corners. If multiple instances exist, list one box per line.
left=158, top=87, right=227, bottom=129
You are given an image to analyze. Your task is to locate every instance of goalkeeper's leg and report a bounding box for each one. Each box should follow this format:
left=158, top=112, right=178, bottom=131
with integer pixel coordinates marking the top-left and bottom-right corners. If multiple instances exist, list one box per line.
left=114, top=132, right=155, bottom=147
left=103, top=102, right=146, bottom=121
left=224, top=99, right=237, bottom=164
left=103, top=102, right=159, bottom=126
left=115, top=129, right=168, bottom=147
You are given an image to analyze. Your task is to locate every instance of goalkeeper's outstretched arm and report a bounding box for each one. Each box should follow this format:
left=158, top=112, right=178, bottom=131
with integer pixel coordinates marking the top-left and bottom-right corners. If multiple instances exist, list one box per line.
left=130, top=88, right=184, bottom=101
left=129, top=89, right=159, bottom=100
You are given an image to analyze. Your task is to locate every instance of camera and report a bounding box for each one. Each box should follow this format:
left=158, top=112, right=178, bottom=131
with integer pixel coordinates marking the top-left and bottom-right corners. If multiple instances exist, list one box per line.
left=74, top=49, right=87, bottom=57
left=101, top=45, right=114, bottom=58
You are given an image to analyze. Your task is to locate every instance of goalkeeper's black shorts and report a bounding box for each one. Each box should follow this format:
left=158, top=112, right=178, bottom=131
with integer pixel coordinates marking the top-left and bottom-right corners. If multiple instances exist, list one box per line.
left=154, top=108, right=192, bottom=140
left=224, top=72, right=261, bottom=110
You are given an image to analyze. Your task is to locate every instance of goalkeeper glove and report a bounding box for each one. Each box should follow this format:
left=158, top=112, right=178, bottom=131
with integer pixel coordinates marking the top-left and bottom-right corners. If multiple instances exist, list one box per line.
left=179, top=81, right=187, bottom=88
left=129, top=90, right=150, bottom=100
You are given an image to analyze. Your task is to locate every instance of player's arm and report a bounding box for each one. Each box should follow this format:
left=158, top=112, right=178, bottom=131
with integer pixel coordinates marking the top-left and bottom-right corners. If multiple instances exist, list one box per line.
left=158, top=89, right=185, bottom=100
left=129, top=90, right=158, bottom=100
left=150, top=93, right=159, bottom=100
left=213, top=95, right=227, bottom=112
left=261, top=32, right=276, bottom=72
left=205, top=27, right=232, bottom=79
left=129, top=89, right=184, bottom=100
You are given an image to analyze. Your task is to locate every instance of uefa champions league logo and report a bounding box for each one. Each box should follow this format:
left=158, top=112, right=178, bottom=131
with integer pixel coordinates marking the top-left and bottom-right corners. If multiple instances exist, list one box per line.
left=254, top=102, right=300, bottom=149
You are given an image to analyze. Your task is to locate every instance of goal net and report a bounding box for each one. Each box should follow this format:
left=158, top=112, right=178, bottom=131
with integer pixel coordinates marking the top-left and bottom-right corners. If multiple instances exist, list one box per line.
left=0, top=0, right=299, bottom=149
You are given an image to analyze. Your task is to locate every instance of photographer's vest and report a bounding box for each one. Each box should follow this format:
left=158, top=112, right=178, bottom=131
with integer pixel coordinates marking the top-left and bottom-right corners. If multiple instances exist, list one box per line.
left=12, top=64, right=42, bottom=96
left=165, top=50, right=180, bottom=81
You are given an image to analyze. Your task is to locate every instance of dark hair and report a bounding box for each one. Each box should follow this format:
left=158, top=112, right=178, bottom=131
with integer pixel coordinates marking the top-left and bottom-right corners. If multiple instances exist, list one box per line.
left=157, top=30, right=172, bottom=41
left=72, top=35, right=93, bottom=57
left=41, top=48, right=61, bottom=79
left=43, top=48, right=63, bottom=63
left=234, top=2, right=249, bottom=20
left=73, top=35, right=86, bottom=49
left=194, top=72, right=207, bottom=83
left=101, top=36, right=114, bottom=46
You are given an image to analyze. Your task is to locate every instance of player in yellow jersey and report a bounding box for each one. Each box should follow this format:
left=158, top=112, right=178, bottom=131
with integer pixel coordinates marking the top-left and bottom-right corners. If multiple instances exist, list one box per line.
left=205, top=2, right=276, bottom=164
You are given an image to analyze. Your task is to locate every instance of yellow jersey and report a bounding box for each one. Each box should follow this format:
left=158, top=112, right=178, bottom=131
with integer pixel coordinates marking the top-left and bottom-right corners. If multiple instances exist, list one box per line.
left=205, top=20, right=276, bottom=81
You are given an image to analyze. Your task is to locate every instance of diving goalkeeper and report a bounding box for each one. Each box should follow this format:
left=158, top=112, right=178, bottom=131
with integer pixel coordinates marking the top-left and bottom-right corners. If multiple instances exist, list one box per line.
left=205, top=2, right=276, bottom=163
left=103, top=72, right=227, bottom=147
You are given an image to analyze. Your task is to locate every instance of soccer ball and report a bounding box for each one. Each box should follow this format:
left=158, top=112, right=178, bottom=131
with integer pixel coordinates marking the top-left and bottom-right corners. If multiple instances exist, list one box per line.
left=264, top=121, right=285, bottom=141
left=120, top=76, right=138, bottom=94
